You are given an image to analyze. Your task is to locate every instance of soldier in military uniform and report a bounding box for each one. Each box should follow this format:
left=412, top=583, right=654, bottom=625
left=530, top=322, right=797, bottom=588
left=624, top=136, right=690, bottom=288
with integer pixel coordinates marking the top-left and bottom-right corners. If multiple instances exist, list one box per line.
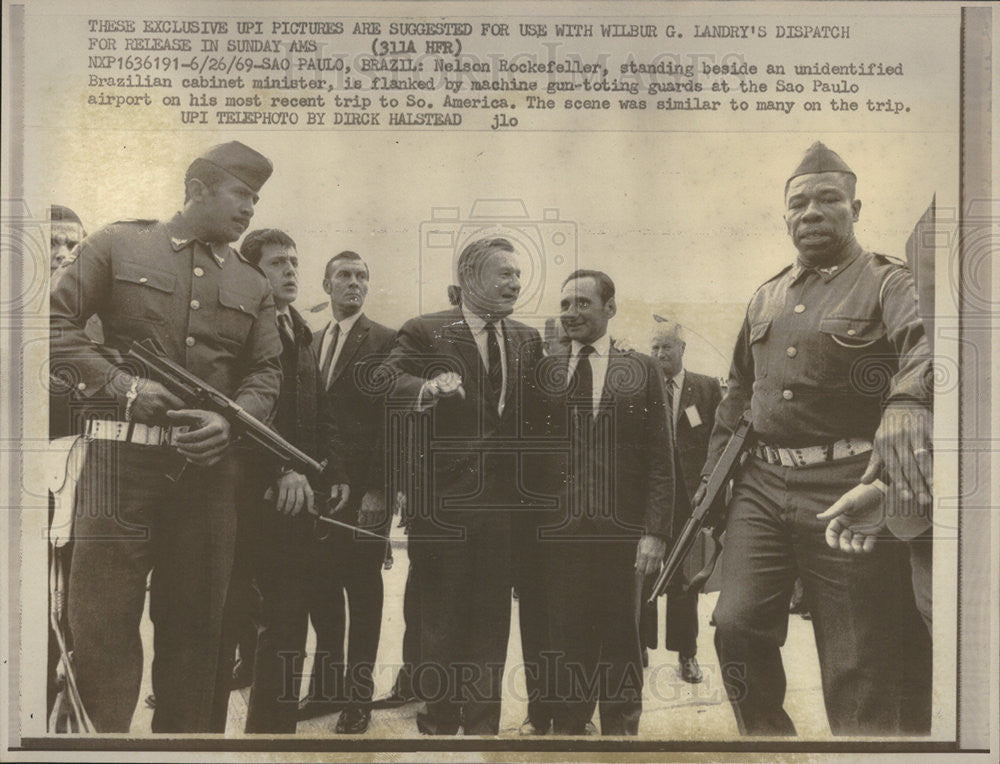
left=49, top=141, right=282, bottom=732
left=705, top=143, right=932, bottom=736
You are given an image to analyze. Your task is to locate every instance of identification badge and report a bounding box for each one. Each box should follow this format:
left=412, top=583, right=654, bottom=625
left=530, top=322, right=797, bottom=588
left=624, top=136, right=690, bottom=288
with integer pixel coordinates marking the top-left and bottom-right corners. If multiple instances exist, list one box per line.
left=685, top=405, right=702, bottom=428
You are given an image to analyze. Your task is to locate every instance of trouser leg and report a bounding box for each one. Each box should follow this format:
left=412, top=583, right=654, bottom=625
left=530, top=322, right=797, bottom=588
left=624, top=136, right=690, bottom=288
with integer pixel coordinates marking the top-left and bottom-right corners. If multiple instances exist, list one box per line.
left=712, top=459, right=798, bottom=736
left=150, top=455, right=237, bottom=733
left=547, top=538, right=602, bottom=735
left=245, top=557, right=310, bottom=734
left=516, top=519, right=555, bottom=730
left=392, top=559, right=420, bottom=698
left=664, top=578, right=699, bottom=657
left=68, top=443, right=157, bottom=733
left=341, top=552, right=385, bottom=707
left=458, top=528, right=511, bottom=735
left=412, top=539, right=465, bottom=735
left=304, top=560, right=346, bottom=704
left=789, top=455, right=903, bottom=736
left=596, top=542, right=644, bottom=736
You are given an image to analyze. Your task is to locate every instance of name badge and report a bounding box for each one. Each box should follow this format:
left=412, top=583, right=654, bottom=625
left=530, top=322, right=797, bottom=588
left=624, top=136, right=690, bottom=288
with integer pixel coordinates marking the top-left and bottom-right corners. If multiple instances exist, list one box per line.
left=684, top=405, right=702, bottom=428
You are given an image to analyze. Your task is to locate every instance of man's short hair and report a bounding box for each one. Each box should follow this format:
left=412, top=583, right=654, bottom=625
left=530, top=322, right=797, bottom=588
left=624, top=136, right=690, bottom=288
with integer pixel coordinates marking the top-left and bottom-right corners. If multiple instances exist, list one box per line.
left=183, top=159, right=230, bottom=203
left=324, top=250, right=369, bottom=281
left=456, top=237, right=514, bottom=287
left=240, top=228, right=297, bottom=266
left=563, top=269, right=615, bottom=304
left=652, top=319, right=685, bottom=343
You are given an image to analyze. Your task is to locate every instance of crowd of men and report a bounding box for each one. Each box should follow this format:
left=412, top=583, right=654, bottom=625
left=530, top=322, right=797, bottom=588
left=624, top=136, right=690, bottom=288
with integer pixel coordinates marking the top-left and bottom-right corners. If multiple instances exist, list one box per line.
left=48, top=139, right=933, bottom=737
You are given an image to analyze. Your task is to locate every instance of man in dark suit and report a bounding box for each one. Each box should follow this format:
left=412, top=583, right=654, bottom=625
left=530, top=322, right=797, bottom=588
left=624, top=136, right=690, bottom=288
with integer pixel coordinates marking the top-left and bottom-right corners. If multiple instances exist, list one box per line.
left=302, top=250, right=396, bottom=734
left=529, top=270, right=674, bottom=735
left=641, top=320, right=722, bottom=684
left=231, top=229, right=348, bottom=734
left=381, top=237, right=543, bottom=735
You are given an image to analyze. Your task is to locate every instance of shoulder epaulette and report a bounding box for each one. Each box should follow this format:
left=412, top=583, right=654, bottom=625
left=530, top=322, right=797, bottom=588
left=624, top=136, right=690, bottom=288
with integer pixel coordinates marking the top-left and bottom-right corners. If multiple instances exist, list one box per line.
left=871, top=252, right=908, bottom=269
left=762, top=263, right=794, bottom=285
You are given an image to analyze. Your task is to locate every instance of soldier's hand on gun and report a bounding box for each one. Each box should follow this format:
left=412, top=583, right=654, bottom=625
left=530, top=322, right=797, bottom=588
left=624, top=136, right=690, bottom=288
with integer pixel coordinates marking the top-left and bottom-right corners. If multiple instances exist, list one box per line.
left=635, top=534, right=667, bottom=576
left=358, top=489, right=386, bottom=528
left=424, top=371, right=466, bottom=400
left=167, top=409, right=231, bottom=465
left=816, top=481, right=887, bottom=554
left=326, top=483, right=351, bottom=515
left=127, top=378, right=185, bottom=423
left=861, top=404, right=932, bottom=506
left=272, top=470, right=313, bottom=516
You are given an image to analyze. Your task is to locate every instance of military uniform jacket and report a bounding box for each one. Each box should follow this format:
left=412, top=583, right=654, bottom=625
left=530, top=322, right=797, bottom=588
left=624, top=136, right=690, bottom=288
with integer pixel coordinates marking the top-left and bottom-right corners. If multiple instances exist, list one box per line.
left=705, top=244, right=931, bottom=474
left=50, top=215, right=282, bottom=423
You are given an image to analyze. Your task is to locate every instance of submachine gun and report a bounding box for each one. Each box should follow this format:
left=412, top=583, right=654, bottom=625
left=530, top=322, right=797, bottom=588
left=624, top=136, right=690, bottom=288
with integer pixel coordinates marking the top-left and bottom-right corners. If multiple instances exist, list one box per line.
left=127, top=339, right=386, bottom=541
left=648, top=411, right=755, bottom=602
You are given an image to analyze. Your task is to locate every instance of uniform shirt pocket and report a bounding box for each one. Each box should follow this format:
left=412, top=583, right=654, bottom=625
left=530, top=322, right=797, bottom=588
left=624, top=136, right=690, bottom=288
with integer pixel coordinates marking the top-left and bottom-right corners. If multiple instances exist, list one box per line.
left=112, top=260, right=176, bottom=323
left=816, top=317, right=889, bottom=389
left=748, top=319, right=772, bottom=378
left=217, top=287, right=257, bottom=345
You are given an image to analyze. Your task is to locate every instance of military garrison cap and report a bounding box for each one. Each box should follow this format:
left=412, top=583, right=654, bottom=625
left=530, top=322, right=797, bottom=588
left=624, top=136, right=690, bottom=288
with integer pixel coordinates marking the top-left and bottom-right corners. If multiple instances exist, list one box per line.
left=787, top=142, right=855, bottom=185
left=189, top=141, right=273, bottom=192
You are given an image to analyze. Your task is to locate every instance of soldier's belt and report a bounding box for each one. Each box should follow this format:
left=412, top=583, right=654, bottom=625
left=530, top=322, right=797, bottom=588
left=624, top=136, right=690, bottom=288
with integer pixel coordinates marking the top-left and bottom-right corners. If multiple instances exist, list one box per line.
left=85, top=419, right=188, bottom=447
left=753, top=438, right=872, bottom=467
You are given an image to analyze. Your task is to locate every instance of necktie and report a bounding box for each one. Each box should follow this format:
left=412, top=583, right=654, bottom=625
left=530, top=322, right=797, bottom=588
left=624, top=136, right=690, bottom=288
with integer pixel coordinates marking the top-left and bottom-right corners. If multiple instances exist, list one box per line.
left=571, top=345, right=595, bottom=410
left=666, top=378, right=676, bottom=425
left=320, top=323, right=340, bottom=388
left=278, top=313, right=294, bottom=342
left=485, top=321, right=504, bottom=403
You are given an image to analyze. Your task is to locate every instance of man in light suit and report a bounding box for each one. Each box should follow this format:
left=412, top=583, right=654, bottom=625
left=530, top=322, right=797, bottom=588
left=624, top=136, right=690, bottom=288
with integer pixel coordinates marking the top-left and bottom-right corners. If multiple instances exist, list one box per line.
left=640, top=320, right=722, bottom=683
left=301, top=251, right=396, bottom=734
left=381, top=237, right=544, bottom=735
left=529, top=270, right=674, bottom=735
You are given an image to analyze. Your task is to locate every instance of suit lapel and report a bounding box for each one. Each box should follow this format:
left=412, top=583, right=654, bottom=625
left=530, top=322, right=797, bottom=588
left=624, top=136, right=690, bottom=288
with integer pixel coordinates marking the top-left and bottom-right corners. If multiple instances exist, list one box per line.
left=442, top=309, right=484, bottom=394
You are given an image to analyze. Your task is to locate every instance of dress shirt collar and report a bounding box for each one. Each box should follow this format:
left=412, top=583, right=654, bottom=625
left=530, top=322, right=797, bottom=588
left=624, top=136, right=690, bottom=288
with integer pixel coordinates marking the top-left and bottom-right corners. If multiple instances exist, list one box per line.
left=328, top=310, right=363, bottom=338
left=461, top=304, right=504, bottom=337
left=570, top=333, right=611, bottom=359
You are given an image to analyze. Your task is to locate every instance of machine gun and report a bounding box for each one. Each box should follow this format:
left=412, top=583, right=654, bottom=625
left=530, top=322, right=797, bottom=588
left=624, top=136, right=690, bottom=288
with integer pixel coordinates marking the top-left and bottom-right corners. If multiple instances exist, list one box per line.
left=648, top=410, right=755, bottom=602
left=127, top=339, right=387, bottom=541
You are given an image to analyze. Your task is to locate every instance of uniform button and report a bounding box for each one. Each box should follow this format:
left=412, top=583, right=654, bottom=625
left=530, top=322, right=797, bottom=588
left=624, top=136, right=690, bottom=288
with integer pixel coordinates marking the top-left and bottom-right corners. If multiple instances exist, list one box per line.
left=76, top=382, right=86, bottom=391
left=793, top=303, right=805, bottom=313
left=847, top=328, right=857, bottom=336
left=185, top=336, right=196, bottom=347
left=786, top=346, right=797, bottom=358
left=190, top=299, right=200, bottom=310
left=139, top=277, right=148, bottom=284
left=194, top=267, right=205, bottom=277
left=782, top=389, right=794, bottom=400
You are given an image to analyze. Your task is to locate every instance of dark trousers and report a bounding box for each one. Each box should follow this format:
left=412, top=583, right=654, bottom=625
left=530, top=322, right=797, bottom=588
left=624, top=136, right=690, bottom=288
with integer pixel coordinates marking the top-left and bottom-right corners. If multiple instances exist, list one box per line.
left=330, top=537, right=387, bottom=707
left=209, top=494, right=260, bottom=732
left=391, top=558, right=421, bottom=698
left=244, top=554, right=313, bottom=733
left=303, top=559, right=347, bottom=704
left=639, top=576, right=699, bottom=658
left=515, top=517, right=557, bottom=731
left=713, top=454, right=920, bottom=736
left=68, top=442, right=237, bottom=732
left=546, top=537, right=643, bottom=736
left=410, top=529, right=512, bottom=735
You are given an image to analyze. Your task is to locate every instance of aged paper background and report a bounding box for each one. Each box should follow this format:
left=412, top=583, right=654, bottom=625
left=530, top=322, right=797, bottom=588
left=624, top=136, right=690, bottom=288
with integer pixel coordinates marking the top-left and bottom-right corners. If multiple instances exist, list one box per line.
left=2, top=0, right=996, bottom=760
